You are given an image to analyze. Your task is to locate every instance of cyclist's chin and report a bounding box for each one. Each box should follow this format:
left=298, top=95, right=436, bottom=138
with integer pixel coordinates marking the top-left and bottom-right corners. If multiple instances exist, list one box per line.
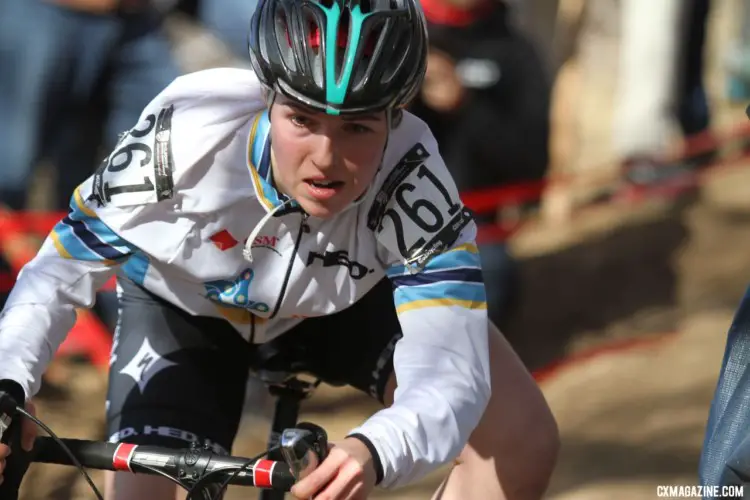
left=296, top=195, right=346, bottom=219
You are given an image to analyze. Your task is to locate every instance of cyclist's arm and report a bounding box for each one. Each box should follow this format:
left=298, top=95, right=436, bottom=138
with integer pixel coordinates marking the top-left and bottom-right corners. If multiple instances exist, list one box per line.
left=349, top=134, right=491, bottom=488
left=0, top=68, right=265, bottom=400
left=0, top=187, right=136, bottom=399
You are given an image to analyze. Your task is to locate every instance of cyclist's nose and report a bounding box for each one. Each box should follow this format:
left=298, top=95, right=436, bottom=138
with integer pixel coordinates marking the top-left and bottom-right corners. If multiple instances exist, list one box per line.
left=309, top=133, right=338, bottom=172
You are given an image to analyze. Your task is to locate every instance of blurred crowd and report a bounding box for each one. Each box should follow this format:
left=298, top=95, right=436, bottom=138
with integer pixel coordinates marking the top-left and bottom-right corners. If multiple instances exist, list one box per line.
left=0, top=0, right=749, bottom=332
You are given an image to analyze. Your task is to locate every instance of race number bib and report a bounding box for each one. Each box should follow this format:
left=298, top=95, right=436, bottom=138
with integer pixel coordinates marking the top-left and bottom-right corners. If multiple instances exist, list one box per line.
left=89, top=105, right=176, bottom=208
left=368, top=142, right=473, bottom=272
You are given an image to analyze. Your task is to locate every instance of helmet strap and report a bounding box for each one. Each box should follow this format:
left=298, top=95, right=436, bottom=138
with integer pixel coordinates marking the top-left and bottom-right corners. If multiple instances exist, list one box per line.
left=264, top=89, right=277, bottom=116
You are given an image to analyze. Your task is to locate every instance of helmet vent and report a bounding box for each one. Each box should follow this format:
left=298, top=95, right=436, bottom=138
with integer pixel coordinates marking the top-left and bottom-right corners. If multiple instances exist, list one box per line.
left=380, top=23, right=410, bottom=85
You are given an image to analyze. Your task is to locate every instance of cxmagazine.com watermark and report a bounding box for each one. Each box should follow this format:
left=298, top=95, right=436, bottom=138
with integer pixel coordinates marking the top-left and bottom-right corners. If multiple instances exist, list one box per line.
left=656, top=485, right=744, bottom=498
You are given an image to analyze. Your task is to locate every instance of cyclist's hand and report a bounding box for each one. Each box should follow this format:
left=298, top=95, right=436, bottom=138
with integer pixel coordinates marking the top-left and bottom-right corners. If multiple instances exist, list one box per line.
left=0, top=400, right=36, bottom=485
left=290, top=437, right=376, bottom=500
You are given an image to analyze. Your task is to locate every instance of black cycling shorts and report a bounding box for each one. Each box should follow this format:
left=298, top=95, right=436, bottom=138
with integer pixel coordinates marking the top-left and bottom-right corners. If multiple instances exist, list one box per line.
left=105, top=273, right=402, bottom=454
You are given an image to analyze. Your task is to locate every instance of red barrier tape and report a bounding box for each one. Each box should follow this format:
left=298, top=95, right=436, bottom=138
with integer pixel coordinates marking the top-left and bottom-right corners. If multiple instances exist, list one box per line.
left=531, top=332, right=679, bottom=384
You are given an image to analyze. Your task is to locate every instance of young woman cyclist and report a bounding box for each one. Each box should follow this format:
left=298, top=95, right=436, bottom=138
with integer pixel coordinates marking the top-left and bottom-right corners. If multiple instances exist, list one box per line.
left=0, top=0, right=559, bottom=498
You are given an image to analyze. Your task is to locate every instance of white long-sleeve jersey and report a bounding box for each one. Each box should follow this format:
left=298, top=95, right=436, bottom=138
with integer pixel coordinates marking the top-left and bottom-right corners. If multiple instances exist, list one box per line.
left=0, top=68, right=490, bottom=488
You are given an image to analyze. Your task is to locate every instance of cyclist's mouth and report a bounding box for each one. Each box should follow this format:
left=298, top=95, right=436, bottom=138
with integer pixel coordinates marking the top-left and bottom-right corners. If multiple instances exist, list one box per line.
left=304, top=179, right=345, bottom=200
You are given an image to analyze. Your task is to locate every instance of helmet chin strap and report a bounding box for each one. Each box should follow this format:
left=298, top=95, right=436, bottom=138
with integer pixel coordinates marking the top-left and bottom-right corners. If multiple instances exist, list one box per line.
left=264, top=89, right=277, bottom=115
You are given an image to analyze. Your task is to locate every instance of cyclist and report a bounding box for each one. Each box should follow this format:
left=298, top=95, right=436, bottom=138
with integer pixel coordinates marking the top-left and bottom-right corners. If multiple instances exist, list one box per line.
left=0, top=0, right=559, bottom=498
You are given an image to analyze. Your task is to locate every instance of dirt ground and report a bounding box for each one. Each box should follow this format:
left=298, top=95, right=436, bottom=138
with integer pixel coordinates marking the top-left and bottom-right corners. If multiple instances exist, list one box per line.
left=12, top=2, right=750, bottom=499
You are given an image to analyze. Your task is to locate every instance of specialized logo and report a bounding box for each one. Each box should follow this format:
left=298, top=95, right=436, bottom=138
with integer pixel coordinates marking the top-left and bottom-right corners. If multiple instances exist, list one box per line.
left=119, top=337, right=176, bottom=393
left=209, top=229, right=239, bottom=251
left=306, top=250, right=374, bottom=280
left=204, top=268, right=270, bottom=313
left=250, top=235, right=281, bottom=256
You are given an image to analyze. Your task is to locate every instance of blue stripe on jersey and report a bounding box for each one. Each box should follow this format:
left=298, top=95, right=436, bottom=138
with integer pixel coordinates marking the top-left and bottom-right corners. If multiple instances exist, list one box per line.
left=249, top=111, right=290, bottom=208
left=58, top=217, right=129, bottom=261
left=51, top=222, right=104, bottom=262
left=122, top=252, right=150, bottom=285
left=387, top=247, right=481, bottom=278
left=258, top=143, right=285, bottom=206
left=51, top=187, right=135, bottom=262
left=67, top=195, right=132, bottom=252
left=251, top=110, right=271, bottom=172
left=390, top=268, right=483, bottom=289
left=393, top=280, right=487, bottom=309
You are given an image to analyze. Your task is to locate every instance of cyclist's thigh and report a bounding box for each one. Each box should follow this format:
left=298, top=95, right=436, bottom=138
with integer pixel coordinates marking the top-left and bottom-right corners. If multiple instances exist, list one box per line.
left=106, top=273, right=251, bottom=454
left=274, top=278, right=402, bottom=404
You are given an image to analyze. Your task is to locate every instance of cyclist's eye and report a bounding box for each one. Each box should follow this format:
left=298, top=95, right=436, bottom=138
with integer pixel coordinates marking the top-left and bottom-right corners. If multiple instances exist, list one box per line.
left=291, top=114, right=312, bottom=128
left=344, top=123, right=373, bottom=134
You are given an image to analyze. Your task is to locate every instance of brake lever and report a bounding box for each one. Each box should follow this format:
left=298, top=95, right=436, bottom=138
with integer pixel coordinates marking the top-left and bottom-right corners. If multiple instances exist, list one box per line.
left=279, top=422, right=328, bottom=481
left=0, top=411, right=11, bottom=444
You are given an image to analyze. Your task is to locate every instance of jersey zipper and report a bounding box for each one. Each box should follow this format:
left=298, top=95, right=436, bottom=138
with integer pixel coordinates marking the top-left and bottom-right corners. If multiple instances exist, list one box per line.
left=269, top=212, right=309, bottom=319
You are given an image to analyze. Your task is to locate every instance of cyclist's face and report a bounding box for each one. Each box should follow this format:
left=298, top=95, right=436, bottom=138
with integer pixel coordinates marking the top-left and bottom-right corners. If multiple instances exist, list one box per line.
left=270, top=96, right=388, bottom=218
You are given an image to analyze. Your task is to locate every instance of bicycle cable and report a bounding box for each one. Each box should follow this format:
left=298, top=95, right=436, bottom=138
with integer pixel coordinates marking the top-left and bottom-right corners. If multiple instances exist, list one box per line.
left=213, top=445, right=279, bottom=500
left=184, top=446, right=277, bottom=500
left=136, top=462, right=185, bottom=488
left=18, top=407, right=189, bottom=497
left=17, top=406, right=104, bottom=500
left=16, top=407, right=282, bottom=500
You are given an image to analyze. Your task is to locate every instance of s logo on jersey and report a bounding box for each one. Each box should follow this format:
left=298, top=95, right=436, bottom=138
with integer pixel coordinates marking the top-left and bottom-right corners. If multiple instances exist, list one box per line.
left=204, top=268, right=270, bottom=314
left=119, top=337, right=176, bottom=393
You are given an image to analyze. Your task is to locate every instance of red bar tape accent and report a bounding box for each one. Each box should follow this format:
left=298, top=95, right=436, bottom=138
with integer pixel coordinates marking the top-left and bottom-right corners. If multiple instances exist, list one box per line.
left=253, top=459, right=275, bottom=488
left=113, top=443, right=138, bottom=472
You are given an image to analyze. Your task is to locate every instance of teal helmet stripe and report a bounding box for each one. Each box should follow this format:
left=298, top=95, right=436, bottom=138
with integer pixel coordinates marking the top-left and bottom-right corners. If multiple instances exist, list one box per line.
left=315, top=2, right=372, bottom=114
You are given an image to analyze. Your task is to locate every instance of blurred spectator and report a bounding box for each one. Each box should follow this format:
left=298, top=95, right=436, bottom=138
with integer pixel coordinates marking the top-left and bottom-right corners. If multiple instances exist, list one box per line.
left=613, top=0, right=713, bottom=194
left=195, top=0, right=258, bottom=61
left=409, top=0, right=552, bottom=328
left=679, top=0, right=712, bottom=140
left=0, top=0, right=182, bottom=335
left=0, top=0, right=180, bottom=212
left=725, top=0, right=750, bottom=102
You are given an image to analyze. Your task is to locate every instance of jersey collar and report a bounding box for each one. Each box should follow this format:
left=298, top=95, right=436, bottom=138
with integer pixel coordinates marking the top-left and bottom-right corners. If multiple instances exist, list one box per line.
left=246, top=111, right=301, bottom=216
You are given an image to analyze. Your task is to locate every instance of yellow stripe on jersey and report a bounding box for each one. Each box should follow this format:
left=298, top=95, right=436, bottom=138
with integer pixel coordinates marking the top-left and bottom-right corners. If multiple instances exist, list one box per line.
left=396, top=298, right=487, bottom=315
